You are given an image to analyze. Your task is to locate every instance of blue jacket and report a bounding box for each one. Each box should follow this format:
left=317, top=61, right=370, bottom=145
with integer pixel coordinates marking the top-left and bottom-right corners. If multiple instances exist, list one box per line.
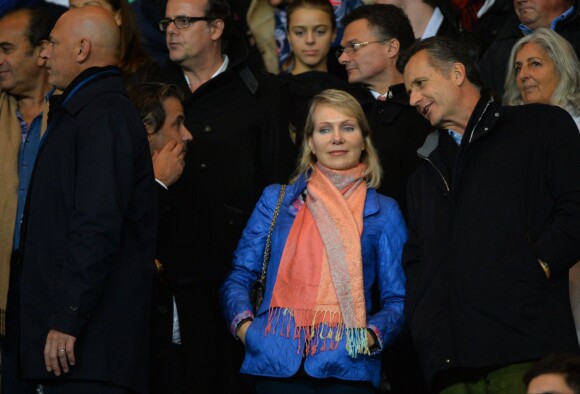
left=221, top=175, right=407, bottom=388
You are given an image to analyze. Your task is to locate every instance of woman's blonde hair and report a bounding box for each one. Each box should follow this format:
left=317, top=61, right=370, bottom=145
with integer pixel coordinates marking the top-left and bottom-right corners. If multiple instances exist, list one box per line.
left=291, top=89, right=382, bottom=188
left=503, top=28, right=580, bottom=116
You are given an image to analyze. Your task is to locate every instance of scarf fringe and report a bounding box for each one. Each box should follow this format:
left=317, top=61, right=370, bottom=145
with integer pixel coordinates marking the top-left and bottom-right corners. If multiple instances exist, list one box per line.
left=265, top=307, right=369, bottom=358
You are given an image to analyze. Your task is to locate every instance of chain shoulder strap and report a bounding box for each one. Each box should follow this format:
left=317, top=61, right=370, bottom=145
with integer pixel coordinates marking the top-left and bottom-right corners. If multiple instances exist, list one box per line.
left=259, top=184, right=287, bottom=282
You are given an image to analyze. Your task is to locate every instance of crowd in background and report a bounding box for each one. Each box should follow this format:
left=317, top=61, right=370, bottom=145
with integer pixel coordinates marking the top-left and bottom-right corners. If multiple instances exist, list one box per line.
left=0, top=0, right=580, bottom=393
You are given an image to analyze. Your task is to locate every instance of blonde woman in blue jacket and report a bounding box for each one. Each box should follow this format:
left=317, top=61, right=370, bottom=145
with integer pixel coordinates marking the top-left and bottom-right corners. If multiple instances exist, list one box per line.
left=221, top=89, right=406, bottom=393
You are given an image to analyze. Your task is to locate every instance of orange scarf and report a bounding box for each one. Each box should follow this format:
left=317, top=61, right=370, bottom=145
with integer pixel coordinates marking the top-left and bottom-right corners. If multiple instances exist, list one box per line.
left=267, top=163, right=369, bottom=357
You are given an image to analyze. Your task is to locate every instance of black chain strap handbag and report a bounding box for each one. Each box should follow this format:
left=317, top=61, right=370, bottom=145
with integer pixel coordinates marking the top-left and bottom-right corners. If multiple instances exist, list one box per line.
left=250, top=184, right=287, bottom=315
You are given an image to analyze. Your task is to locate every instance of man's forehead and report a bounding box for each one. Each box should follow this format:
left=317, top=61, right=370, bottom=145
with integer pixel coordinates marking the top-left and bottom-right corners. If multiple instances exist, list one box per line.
left=343, top=18, right=376, bottom=39
left=0, top=27, right=28, bottom=46
left=166, top=0, right=207, bottom=15
left=0, top=14, right=30, bottom=40
left=404, top=51, right=437, bottom=80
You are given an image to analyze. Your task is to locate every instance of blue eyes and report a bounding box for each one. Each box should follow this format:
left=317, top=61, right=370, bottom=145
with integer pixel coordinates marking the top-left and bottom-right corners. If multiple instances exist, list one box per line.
left=317, top=125, right=356, bottom=134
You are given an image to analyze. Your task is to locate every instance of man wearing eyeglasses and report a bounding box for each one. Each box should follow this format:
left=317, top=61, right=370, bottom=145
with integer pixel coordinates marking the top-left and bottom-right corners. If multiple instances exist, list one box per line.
left=336, top=5, right=433, bottom=394
left=152, top=0, right=296, bottom=393
left=338, top=4, right=431, bottom=220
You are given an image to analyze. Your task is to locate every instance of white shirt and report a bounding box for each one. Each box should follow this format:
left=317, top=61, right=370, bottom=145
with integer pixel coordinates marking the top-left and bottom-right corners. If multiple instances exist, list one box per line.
left=422, top=7, right=444, bottom=40
left=184, top=55, right=230, bottom=89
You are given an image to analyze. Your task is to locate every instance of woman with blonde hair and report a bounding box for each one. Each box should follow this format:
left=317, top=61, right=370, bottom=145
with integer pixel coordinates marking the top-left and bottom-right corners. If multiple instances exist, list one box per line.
left=503, top=28, right=580, bottom=129
left=221, top=89, right=406, bottom=393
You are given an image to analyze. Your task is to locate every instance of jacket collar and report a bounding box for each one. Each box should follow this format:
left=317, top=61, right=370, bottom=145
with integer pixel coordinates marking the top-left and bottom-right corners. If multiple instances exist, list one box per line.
left=417, top=130, right=440, bottom=159
left=416, top=95, right=502, bottom=161
left=463, top=95, right=502, bottom=144
left=159, top=34, right=259, bottom=98
left=50, top=66, right=123, bottom=116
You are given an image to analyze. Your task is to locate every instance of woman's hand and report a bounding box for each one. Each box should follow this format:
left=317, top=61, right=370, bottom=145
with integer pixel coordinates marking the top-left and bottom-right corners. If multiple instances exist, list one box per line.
left=237, top=320, right=253, bottom=346
left=367, top=331, right=376, bottom=349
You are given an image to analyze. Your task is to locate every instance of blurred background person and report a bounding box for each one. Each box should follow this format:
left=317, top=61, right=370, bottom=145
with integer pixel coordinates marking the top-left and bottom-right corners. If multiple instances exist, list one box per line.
left=248, top=0, right=364, bottom=76
left=69, top=0, right=158, bottom=87
left=337, top=4, right=431, bottom=217
left=221, top=89, right=407, bottom=394
left=524, top=353, right=580, bottom=394
left=478, top=0, right=579, bottom=100
left=278, top=0, right=354, bottom=147
left=0, top=5, right=63, bottom=393
left=131, top=0, right=169, bottom=66
left=373, top=0, right=462, bottom=40
left=129, top=81, right=192, bottom=394
left=503, top=28, right=580, bottom=129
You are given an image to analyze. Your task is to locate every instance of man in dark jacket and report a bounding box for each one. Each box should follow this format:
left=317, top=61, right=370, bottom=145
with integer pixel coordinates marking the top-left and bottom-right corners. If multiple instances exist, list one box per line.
left=398, top=35, right=580, bottom=393
left=153, top=0, right=295, bottom=392
left=20, top=7, right=156, bottom=393
left=338, top=4, right=432, bottom=217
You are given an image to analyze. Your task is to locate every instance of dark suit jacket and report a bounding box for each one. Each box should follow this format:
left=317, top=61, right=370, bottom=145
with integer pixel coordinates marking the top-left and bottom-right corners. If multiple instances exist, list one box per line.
left=356, top=84, right=432, bottom=218
left=152, top=35, right=295, bottom=393
left=19, top=66, right=156, bottom=393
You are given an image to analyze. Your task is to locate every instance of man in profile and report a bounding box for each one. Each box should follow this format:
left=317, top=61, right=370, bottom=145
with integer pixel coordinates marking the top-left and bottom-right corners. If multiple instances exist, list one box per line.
left=338, top=4, right=432, bottom=216
left=0, top=5, right=63, bottom=393
left=399, top=36, right=580, bottom=392
left=20, top=7, right=156, bottom=393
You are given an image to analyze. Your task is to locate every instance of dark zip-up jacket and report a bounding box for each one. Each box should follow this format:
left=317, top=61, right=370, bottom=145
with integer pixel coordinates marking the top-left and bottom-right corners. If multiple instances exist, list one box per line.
left=403, top=96, right=580, bottom=385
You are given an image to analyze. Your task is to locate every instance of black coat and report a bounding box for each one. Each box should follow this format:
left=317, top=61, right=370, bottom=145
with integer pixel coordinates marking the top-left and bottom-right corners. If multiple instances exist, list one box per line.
left=403, top=96, right=580, bottom=386
left=153, top=40, right=296, bottom=287
left=357, top=84, right=432, bottom=217
left=478, top=0, right=580, bottom=100
left=152, top=36, right=295, bottom=393
left=19, top=67, right=156, bottom=393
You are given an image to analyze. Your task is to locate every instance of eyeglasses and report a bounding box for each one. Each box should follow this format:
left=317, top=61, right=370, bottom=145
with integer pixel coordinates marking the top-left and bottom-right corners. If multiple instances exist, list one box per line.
left=335, top=40, right=387, bottom=58
left=159, top=16, right=214, bottom=32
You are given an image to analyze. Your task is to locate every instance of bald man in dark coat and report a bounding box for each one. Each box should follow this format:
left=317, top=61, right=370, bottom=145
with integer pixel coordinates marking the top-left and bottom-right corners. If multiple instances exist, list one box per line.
left=19, top=7, right=156, bottom=393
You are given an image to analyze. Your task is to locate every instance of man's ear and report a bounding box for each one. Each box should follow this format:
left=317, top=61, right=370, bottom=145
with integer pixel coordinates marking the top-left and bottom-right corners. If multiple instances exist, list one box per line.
left=113, top=10, right=122, bottom=26
left=36, top=40, right=49, bottom=67
left=77, top=38, right=91, bottom=63
left=386, top=38, right=400, bottom=59
left=209, top=19, right=225, bottom=41
left=451, top=62, right=467, bottom=86
left=144, top=122, right=155, bottom=136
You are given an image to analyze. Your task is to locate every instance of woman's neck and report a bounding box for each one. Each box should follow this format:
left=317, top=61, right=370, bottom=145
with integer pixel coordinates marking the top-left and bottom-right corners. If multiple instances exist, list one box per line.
left=291, top=61, right=328, bottom=75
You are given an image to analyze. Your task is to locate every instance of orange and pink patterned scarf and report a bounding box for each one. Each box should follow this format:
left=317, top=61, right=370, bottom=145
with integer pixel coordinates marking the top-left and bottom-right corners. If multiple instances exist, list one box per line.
left=266, top=162, right=369, bottom=357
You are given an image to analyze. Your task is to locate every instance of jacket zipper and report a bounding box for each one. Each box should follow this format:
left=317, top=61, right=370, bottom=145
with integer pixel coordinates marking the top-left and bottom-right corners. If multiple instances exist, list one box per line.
left=422, top=156, right=450, bottom=194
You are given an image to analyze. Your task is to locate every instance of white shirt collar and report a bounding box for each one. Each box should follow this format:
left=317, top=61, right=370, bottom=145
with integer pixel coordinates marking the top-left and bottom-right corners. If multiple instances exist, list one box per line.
left=184, top=55, right=230, bottom=89
left=370, top=89, right=391, bottom=99
left=422, top=7, right=444, bottom=39
left=477, top=0, right=495, bottom=18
